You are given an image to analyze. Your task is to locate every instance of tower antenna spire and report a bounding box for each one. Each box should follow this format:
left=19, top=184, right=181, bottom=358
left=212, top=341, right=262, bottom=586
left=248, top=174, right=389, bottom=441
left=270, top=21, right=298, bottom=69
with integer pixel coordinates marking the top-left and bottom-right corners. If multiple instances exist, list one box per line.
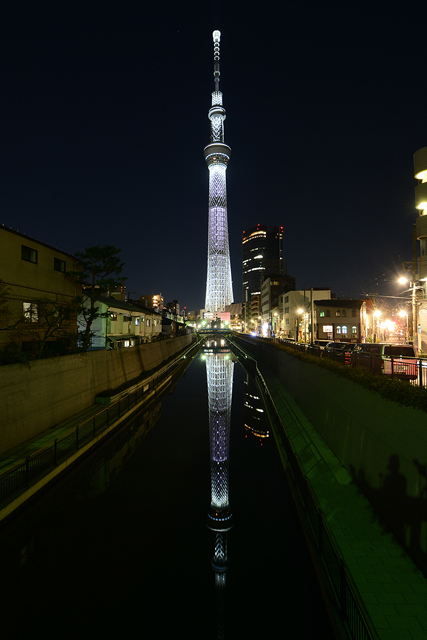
left=212, top=30, right=221, bottom=93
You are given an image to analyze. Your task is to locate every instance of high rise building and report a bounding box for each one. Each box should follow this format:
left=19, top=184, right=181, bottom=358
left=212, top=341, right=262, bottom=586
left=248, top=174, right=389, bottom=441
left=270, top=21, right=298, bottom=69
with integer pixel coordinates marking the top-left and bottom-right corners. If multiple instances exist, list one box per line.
left=204, top=31, right=233, bottom=315
left=242, top=224, right=291, bottom=302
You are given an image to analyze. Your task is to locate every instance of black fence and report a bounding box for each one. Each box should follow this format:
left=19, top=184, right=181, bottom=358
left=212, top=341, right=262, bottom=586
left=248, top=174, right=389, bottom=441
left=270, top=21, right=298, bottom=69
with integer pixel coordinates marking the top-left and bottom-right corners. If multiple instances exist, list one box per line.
left=0, top=340, right=202, bottom=506
left=229, top=338, right=377, bottom=640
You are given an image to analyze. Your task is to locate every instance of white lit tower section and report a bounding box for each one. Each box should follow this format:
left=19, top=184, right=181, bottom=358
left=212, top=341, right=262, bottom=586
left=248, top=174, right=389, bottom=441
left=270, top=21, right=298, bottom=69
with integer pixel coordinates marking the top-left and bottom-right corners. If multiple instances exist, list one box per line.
left=204, top=30, right=233, bottom=314
left=206, top=351, right=234, bottom=585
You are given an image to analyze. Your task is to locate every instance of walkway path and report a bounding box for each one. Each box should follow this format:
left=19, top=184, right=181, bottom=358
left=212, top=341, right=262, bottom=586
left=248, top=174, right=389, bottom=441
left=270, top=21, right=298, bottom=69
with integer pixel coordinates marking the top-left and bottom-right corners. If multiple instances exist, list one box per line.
left=262, top=367, right=427, bottom=640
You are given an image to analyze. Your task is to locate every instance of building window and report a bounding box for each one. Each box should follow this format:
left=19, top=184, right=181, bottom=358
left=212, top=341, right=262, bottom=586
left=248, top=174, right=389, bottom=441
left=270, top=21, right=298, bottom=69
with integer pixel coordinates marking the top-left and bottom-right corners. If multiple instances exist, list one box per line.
left=23, top=302, right=38, bottom=322
left=21, top=245, right=38, bottom=264
left=135, top=317, right=140, bottom=326
left=342, top=310, right=347, bottom=317
left=54, top=258, right=66, bottom=272
left=123, top=315, right=132, bottom=322
left=323, top=325, right=333, bottom=333
left=285, top=318, right=289, bottom=325
left=284, top=296, right=289, bottom=303
left=284, top=307, right=289, bottom=314
left=352, top=309, right=357, bottom=317
left=110, top=312, right=117, bottom=321
left=336, top=310, right=341, bottom=317
left=146, top=319, right=151, bottom=327
left=336, top=326, right=341, bottom=334
left=326, top=310, right=330, bottom=317
left=320, top=310, right=325, bottom=318
left=342, top=325, right=348, bottom=335
left=352, top=326, right=357, bottom=335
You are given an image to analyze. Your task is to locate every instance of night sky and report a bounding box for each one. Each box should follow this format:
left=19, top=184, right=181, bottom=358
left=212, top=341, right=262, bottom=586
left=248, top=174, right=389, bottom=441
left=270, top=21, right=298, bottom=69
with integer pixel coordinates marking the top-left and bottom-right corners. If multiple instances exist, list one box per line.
left=1, top=1, right=426, bottom=312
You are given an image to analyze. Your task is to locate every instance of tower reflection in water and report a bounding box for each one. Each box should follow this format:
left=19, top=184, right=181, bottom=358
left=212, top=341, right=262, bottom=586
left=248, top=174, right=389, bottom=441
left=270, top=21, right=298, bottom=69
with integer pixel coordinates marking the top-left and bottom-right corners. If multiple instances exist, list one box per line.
left=203, top=337, right=234, bottom=638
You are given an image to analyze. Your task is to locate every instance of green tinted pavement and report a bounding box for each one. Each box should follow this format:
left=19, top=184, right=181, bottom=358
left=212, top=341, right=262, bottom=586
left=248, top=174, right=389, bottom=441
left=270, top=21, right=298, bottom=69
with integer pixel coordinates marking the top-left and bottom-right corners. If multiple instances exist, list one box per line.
left=262, top=368, right=427, bottom=640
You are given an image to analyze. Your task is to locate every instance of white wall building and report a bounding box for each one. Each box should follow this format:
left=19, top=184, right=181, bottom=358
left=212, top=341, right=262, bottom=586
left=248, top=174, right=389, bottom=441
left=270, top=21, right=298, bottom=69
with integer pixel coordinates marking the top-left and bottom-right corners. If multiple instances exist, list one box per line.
left=279, top=289, right=331, bottom=340
left=84, top=297, right=162, bottom=349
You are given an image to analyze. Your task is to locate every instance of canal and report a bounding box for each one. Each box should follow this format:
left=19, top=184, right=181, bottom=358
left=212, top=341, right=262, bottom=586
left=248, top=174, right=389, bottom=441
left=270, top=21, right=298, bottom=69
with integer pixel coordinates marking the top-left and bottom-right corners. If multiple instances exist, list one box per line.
left=0, top=342, right=334, bottom=639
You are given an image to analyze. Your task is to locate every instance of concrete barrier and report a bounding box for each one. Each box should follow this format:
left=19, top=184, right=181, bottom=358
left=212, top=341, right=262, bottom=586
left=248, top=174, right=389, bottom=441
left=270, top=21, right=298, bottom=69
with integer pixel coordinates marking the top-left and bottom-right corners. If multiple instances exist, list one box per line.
left=0, top=335, right=194, bottom=454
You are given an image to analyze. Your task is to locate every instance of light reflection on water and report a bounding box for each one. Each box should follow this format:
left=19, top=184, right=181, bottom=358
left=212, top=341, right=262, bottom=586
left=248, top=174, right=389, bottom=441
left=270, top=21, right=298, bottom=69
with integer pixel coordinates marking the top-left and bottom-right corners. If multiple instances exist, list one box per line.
left=0, top=338, right=332, bottom=639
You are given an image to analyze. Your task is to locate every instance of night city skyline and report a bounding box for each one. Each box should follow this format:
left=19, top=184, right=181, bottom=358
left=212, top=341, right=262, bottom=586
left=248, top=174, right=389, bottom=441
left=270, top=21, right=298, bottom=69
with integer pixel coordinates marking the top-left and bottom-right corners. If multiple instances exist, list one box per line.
left=1, top=1, right=427, bottom=312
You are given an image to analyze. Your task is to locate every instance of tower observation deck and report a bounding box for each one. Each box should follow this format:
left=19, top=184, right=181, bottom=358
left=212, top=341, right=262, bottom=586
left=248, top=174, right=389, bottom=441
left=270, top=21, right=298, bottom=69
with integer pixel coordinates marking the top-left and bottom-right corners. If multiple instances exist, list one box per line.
left=204, top=30, right=233, bottom=315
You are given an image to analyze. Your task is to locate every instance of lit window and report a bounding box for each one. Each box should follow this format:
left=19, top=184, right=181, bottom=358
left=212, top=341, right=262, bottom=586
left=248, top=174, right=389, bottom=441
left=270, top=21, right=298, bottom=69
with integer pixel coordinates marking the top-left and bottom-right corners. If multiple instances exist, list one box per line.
left=135, top=317, right=140, bottom=326
left=23, top=302, right=38, bottom=322
left=352, top=326, right=357, bottom=335
left=342, top=325, right=348, bottom=335
left=110, top=312, right=117, bottom=320
left=21, top=245, right=38, bottom=264
left=54, top=258, right=66, bottom=272
left=323, top=325, right=333, bottom=333
left=336, top=326, right=341, bottom=334
left=320, top=310, right=325, bottom=318
left=146, top=319, right=151, bottom=327
left=336, top=310, right=341, bottom=317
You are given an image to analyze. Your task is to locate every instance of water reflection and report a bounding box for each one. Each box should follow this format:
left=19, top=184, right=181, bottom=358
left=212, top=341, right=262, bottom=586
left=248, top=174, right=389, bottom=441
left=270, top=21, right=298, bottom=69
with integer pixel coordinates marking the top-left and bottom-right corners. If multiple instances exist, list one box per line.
left=203, top=337, right=234, bottom=639
left=243, top=373, right=269, bottom=442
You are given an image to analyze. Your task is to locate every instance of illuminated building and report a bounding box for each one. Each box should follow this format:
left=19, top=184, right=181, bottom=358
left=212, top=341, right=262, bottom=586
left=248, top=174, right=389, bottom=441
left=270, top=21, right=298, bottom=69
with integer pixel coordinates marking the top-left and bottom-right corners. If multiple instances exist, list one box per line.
left=204, top=31, right=233, bottom=315
left=414, top=146, right=427, bottom=351
left=242, top=224, right=294, bottom=303
left=139, top=293, right=164, bottom=312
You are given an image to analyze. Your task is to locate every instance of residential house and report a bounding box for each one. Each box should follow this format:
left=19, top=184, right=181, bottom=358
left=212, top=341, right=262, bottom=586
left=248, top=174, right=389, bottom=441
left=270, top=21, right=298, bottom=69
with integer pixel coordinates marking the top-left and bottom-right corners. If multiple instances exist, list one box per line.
left=314, top=299, right=371, bottom=343
left=0, top=226, right=81, bottom=352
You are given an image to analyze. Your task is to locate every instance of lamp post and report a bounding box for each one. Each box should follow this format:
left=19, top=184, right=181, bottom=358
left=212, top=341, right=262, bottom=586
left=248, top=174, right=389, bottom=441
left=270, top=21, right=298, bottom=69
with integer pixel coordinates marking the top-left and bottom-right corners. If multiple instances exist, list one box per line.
left=398, top=309, right=409, bottom=344
left=398, top=277, right=422, bottom=353
left=373, top=309, right=382, bottom=343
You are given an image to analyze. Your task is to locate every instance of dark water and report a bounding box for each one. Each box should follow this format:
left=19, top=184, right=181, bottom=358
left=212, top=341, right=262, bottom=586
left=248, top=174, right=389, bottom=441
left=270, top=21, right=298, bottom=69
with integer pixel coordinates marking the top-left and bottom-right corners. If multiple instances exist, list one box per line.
left=0, top=350, right=333, bottom=639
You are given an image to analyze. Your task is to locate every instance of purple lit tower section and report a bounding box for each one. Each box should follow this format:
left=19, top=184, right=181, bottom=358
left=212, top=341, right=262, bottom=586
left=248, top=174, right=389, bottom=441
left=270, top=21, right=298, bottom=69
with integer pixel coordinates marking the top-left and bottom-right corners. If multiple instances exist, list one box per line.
left=206, top=349, right=234, bottom=586
left=204, top=30, right=233, bottom=315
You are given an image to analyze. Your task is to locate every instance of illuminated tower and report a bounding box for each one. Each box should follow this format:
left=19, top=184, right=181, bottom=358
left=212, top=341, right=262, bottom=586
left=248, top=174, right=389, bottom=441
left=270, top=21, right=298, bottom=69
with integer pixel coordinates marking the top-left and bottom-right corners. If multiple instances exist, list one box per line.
left=204, top=30, right=233, bottom=314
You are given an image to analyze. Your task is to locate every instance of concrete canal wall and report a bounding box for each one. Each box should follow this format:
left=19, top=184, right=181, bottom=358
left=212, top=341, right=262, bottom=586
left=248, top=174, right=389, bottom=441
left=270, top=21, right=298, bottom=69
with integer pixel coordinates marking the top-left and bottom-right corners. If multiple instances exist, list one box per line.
left=0, top=335, right=194, bottom=455
left=234, top=335, right=427, bottom=571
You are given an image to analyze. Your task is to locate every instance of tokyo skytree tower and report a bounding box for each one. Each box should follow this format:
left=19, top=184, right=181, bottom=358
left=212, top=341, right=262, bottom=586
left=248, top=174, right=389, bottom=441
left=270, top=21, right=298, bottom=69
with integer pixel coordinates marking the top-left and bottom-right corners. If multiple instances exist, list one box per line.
left=204, top=30, right=233, bottom=314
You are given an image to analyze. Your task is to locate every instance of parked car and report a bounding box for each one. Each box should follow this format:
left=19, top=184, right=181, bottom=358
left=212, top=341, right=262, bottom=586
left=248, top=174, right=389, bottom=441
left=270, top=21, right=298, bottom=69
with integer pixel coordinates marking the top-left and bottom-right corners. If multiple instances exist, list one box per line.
left=351, top=343, right=417, bottom=380
left=323, top=342, right=356, bottom=365
left=313, top=340, right=330, bottom=350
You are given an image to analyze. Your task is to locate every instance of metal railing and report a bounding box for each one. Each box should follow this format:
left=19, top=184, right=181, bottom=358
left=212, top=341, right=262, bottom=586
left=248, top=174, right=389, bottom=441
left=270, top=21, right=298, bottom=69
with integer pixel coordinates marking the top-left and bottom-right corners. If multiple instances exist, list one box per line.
left=0, top=339, right=202, bottom=505
left=228, top=336, right=378, bottom=640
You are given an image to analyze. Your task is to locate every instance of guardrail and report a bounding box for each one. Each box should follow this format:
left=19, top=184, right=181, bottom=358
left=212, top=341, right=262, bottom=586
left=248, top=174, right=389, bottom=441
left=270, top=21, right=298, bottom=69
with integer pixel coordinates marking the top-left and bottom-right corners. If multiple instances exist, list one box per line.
left=0, top=339, right=202, bottom=505
left=228, top=336, right=378, bottom=640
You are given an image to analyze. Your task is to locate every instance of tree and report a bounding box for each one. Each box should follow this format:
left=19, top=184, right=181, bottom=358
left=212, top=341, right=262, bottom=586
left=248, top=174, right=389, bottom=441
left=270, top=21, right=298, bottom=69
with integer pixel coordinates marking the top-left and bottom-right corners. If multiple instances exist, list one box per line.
left=67, top=245, right=126, bottom=352
left=0, top=280, right=20, bottom=331
left=22, top=295, right=78, bottom=359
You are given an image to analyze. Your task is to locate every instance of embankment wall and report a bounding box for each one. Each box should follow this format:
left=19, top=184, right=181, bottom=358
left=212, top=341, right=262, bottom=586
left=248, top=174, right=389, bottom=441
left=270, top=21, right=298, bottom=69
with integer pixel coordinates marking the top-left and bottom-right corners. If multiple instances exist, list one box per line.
left=235, top=336, right=427, bottom=566
left=0, top=335, right=194, bottom=454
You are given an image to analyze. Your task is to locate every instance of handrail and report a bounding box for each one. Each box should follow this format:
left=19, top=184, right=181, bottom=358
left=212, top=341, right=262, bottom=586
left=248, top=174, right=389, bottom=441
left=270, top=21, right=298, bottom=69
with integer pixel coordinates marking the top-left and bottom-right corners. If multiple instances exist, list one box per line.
left=228, top=335, right=378, bottom=640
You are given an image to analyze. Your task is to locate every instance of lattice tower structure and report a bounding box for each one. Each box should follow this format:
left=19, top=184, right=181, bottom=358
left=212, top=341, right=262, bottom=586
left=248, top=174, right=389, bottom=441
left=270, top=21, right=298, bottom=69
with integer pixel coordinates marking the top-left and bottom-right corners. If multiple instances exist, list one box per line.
left=204, top=30, right=233, bottom=314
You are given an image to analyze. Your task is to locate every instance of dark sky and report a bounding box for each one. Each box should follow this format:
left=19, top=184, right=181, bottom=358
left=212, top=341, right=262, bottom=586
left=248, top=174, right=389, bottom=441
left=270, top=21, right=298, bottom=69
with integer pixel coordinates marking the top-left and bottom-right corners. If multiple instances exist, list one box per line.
left=1, top=1, right=426, bottom=311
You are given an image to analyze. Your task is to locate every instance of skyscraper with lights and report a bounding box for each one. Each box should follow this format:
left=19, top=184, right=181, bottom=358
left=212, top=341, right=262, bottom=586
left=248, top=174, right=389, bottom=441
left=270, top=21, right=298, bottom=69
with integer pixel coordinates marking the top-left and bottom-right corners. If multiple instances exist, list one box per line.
left=204, top=30, right=233, bottom=315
